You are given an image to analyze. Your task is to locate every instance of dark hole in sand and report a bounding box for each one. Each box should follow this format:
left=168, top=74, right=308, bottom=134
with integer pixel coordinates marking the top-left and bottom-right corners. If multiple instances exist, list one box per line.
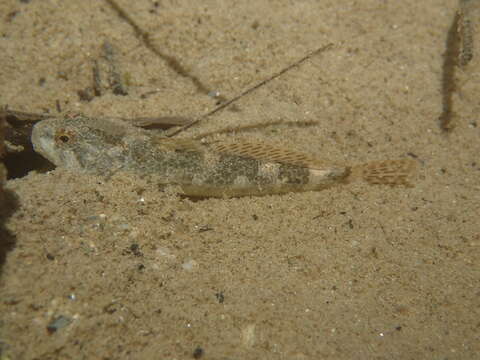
left=3, top=113, right=55, bottom=179
left=4, top=147, right=55, bottom=179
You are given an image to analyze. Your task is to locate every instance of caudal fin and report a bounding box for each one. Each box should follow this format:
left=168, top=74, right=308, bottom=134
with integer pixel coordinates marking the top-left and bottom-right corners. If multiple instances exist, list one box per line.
left=353, top=159, right=417, bottom=187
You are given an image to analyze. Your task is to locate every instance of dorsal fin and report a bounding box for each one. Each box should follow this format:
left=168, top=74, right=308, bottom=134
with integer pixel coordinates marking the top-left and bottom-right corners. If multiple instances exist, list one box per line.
left=207, top=139, right=326, bottom=169
left=153, top=137, right=329, bottom=170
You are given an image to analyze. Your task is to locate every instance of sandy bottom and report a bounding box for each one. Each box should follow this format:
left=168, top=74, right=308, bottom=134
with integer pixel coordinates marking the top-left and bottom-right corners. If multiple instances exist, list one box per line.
left=1, top=0, right=479, bottom=359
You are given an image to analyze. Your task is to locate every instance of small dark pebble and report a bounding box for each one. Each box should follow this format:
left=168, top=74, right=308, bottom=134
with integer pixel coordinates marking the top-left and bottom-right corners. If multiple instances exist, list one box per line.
left=46, top=315, right=72, bottom=334
left=103, top=302, right=119, bottom=314
left=198, top=225, right=213, bottom=232
left=57, top=71, right=68, bottom=81
left=77, top=88, right=95, bottom=102
left=46, top=253, right=55, bottom=261
left=29, top=303, right=42, bottom=311
left=193, top=347, right=204, bottom=359
left=130, top=243, right=143, bottom=257
left=347, top=219, right=354, bottom=229
left=215, top=292, right=225, bottom=304
left=122, top=243, right=143, bottom=257
left=3, top=298, right=20, bottom=306
left=6, top=10, right=19, bottom=22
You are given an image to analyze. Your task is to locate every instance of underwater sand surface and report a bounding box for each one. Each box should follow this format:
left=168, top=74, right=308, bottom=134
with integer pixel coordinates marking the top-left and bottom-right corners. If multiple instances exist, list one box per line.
left=1, top=0, right=479, bottom=359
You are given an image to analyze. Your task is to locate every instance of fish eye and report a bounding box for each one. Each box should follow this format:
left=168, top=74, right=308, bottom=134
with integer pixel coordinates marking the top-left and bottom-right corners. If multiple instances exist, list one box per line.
left=58, top=135, right=70, bottom=143
left=55, top=130, right=74, bottom=144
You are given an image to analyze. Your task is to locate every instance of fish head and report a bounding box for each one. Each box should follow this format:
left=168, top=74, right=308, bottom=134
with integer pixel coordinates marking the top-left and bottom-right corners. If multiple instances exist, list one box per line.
left=32, top=115, right=131, bottom=174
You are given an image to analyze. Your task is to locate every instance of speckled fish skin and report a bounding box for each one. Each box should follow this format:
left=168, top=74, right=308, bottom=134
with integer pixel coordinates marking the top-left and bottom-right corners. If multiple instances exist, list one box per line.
left=31, top=115, right=414, bottom=197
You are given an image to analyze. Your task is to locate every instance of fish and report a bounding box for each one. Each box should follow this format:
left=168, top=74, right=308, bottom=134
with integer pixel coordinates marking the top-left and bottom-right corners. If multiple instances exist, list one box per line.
left=31, top=115, right=416, bottom=198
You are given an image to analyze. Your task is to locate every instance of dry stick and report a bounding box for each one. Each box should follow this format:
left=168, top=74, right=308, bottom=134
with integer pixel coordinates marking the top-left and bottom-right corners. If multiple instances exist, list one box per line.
left=458, top=0, right=476, bottom=67
left=92, top=41, right=128, bottom=98
left=439, top=0, right=477, bottom=132
left=102, top=41, right=128, bottom=96
left=92, top=59, right=102, bottom=97
left=166, top=42, right=335, bottom=138
left=439, top=11, right=462, bottom=132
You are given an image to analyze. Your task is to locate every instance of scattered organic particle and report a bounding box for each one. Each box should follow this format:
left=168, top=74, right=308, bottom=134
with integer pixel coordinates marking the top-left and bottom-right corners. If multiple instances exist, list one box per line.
left=192, top=347, right=204, bottom=359
left=31, top=115, right=416, bottom=198
left=215, top=292, right=225, bottom=304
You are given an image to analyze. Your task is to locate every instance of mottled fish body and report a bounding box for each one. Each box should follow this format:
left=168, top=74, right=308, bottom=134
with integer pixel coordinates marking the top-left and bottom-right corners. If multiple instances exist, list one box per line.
left=31, top=115, right=415, bottom=198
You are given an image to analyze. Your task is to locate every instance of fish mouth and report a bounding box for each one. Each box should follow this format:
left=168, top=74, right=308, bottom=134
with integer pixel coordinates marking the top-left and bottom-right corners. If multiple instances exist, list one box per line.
left=31, top=120, right=57, bottom=164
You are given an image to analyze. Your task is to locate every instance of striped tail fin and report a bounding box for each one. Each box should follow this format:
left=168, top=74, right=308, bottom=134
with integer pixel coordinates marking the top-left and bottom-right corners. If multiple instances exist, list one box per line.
left=351, top=159, right=417, bottom=187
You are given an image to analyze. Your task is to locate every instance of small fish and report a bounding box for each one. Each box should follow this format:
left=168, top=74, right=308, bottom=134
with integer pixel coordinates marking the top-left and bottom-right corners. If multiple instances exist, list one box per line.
left=31, top=115, right=416, bottom=198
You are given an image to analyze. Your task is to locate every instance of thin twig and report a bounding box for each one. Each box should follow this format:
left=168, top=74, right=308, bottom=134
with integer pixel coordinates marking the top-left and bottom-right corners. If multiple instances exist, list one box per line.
left=167, top=42, right=335, bottom=138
